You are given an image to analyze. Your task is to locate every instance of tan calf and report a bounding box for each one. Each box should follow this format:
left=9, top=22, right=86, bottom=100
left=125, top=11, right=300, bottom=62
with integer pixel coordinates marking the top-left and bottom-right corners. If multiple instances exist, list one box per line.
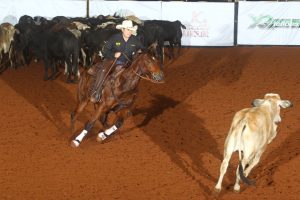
left=0, top=23, right=18, bottom=68
left=215, top=93, right=292, bottom=193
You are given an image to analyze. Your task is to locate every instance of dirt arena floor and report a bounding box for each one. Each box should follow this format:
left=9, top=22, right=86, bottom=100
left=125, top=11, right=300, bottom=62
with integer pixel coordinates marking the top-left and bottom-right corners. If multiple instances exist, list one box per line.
left=0, top=47, right=299, bottom=200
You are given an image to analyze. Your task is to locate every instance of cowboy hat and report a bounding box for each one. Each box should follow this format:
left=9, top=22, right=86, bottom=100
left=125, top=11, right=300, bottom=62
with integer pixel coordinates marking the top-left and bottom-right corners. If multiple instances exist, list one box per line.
left=116, top=20, right=138, bottom=35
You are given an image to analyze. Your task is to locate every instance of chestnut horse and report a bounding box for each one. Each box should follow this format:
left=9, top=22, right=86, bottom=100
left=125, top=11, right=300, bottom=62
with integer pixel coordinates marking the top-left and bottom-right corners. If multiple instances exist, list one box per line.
left=71, top=51, right=165, bottom=147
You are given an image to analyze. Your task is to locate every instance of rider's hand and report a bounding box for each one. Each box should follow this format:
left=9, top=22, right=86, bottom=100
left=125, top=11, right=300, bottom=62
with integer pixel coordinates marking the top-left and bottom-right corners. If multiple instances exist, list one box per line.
left=114, top=52, right=121, bottom=58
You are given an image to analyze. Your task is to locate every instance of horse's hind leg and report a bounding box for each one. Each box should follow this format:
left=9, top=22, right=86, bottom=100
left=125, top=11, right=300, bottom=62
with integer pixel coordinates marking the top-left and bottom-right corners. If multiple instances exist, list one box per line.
left=70, top=100, right=89, bottom=133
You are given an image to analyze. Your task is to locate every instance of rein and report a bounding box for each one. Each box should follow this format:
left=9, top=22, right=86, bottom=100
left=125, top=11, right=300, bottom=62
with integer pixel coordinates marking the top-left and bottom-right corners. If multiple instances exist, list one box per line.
left=117, top=52, right=163, bottom=83
left=103, top=58, right=118, bottom=81
left=121, top=52, right=131, bottom=63
left=120, top=52, right=153, bottom=81
left=130, top=53, right=164, bottom=84
left=131, top=66, right=156, bottom=83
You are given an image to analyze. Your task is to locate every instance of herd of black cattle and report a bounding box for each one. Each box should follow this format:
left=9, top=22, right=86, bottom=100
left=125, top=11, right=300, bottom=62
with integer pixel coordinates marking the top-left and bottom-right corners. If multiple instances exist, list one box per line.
left=0, top=14, right=186, bottom=83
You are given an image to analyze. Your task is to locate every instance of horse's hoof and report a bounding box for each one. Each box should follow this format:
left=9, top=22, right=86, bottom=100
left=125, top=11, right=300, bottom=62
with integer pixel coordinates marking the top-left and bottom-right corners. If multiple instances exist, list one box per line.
left=214, top=187, right=221, bottom=193
left=212, top=188, right=221, bottom=197
left=96, top=132, right=106, bottom=142
left=233, top=188, right=240, bottom=193
left=71, top=140, right=80, bottom=148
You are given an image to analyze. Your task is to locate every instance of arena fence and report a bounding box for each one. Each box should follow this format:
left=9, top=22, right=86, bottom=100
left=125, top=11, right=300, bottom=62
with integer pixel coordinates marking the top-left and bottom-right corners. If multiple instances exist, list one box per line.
left=0, top=0, right=299, bottom=46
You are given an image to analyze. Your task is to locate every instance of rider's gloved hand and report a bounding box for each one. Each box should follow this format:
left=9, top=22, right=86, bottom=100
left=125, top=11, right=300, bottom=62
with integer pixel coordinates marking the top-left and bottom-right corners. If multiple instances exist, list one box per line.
left=114, top=52, right=121, bottom=58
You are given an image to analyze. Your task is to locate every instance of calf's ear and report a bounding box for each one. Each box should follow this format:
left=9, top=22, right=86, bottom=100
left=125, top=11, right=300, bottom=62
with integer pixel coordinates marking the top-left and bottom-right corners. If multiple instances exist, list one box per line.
left=280, top=100, right=293, bottom=108
left=252, top=99, right=264, bottom=107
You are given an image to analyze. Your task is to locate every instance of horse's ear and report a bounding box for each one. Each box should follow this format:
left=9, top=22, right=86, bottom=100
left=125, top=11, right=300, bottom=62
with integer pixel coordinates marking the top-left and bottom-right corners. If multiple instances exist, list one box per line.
left=147, top=42, right=159, bottom=57
left=132, top=49, right=142, bottom=60
left=148, top=42, right=158, bottom=52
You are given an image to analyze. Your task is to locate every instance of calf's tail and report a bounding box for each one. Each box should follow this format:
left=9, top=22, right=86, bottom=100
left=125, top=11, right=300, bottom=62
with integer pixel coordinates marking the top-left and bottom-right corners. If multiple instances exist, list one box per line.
left=238, top=122, right=256, bottom=185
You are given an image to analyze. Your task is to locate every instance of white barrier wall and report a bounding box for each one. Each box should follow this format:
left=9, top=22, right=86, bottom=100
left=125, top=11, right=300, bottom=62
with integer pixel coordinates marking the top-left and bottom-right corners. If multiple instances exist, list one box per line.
left=162, top=2, right=235, bottom=46
left=238, top=2, right=300, bottom=45
left=90, top=1, right=161, bottom=20
left=0, top=0, right=235, bottom=47
left=0, top=0, right=86, bottom=25
left=90, top=1, right=235, bottom=46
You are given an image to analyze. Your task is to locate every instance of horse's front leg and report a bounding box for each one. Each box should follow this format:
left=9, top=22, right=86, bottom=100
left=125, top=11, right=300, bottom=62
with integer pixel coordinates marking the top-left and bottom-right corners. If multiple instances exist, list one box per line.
left=70, top=100, right=89, bottom=133
left=71, top=103, right=105, bottom=148
left=97, top=108, right=132, bottom=142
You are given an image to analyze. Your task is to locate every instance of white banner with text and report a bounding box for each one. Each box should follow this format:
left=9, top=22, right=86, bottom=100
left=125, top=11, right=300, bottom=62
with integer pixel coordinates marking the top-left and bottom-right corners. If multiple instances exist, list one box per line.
left=162, top=2, right=235, bottom=46
left=0, top=0, right=234, bottom=46
left=238, top=2, right=300, bottom=45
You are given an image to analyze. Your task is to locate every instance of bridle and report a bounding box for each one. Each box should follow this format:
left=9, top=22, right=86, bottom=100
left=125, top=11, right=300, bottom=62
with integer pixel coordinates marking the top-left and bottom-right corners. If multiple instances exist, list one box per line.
left=109, top=52, right=162, bottom=104
left=122, top=52, right=163, bottom=83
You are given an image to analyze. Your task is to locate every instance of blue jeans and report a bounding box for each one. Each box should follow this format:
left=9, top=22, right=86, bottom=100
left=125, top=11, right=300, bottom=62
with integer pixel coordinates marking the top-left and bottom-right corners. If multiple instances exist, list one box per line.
left=116, top=60, right=126, bottom=65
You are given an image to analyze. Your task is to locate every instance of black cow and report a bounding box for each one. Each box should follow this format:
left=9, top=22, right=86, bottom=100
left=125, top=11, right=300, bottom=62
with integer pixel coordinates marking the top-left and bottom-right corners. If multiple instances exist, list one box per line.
left=51, top=16, right=70, bottom=24
left=13, top=22, right=80, bottom=82
left=45, top=27, right=80, bottom=82
left=140, top=20, right=186, bottom=67
left=18, top=15, right=35, bottom=25
left=81, top=27, right=119, bottom=66
left=33, top=16, right=49, bottom=26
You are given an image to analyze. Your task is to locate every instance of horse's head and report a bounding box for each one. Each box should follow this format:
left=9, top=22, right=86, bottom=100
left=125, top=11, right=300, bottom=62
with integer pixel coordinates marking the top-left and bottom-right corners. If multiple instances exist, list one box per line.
left=132, top=50, right=165, bottom=83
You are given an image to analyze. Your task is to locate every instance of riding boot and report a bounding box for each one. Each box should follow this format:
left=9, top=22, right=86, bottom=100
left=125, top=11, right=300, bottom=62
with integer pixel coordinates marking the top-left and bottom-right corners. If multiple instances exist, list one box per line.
left=90, top=67, right=107, bottom=103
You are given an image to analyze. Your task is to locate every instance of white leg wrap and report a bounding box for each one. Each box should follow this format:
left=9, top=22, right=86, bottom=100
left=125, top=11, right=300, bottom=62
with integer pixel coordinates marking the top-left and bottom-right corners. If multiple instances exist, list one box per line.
left=75, top=129, right=88, bottom=142
left=105, top=125, right=118, bottom=136
left=97, top=132, right=107, bottom=141
left=97, top=125, right=118, bottom=142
